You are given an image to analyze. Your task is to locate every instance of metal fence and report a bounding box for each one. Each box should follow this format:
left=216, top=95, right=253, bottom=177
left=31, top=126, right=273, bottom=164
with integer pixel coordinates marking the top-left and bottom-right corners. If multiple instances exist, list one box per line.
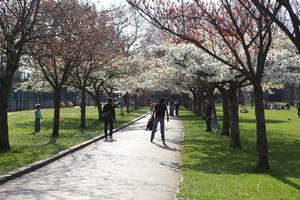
left=7, top=89, right=96, bottom=112
left=8, top=90, right=54, bottom=112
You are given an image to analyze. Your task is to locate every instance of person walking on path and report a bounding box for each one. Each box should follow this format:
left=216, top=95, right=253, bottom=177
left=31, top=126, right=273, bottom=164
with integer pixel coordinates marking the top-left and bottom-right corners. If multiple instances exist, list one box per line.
left=103, top=98, right=116, bottom=138
left=204, top=99, right=214, bottom=132
left=151, top=97, right=169, bottom=144
left=175, top=100, right=180, bottom=116
left=34, top=104, right=43, bottom=133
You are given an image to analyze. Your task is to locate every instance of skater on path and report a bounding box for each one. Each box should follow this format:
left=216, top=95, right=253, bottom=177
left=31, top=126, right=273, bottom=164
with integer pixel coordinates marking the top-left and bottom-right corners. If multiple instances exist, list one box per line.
left=151, top=98, right=169, bottom=144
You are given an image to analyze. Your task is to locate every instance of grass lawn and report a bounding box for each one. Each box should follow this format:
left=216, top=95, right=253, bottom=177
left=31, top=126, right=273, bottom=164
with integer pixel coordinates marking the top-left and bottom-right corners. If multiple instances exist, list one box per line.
left=177, top=106, right=300, bottom=200
left=0, top=107, right=149, bottom=175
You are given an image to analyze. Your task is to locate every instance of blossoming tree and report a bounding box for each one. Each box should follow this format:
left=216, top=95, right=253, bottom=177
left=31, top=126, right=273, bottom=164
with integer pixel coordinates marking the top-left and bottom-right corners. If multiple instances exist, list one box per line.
left=127, top=0, right=275, bottom=170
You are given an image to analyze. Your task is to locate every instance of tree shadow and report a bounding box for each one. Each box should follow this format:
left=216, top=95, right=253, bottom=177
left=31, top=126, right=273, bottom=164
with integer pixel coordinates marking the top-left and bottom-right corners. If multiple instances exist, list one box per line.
left=152, top=142, right=180, bottom=152
left=239, top=118, right=289, bottom=124
left=182, top=131, right=300, bottom=191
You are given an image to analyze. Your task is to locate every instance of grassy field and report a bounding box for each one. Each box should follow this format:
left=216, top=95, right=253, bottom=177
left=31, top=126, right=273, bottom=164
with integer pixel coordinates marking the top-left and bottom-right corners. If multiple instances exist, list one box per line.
left=177, top=105, right=300, bottom=200
left=0, top=107, right=148, bottom=175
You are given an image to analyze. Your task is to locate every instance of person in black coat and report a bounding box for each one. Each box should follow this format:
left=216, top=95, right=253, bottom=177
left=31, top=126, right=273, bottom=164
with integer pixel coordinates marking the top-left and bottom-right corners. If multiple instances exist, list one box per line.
left=103, top=98, right=116, bottom=138
left=150, top=98, right=169, bottom=144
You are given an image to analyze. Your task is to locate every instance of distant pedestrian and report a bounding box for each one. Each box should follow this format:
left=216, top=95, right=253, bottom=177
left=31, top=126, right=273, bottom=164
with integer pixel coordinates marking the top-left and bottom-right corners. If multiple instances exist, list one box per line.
left=34, top=104, right=42, bottom=133
left=169, top=100, right=175, bottom=116
left=102, top=98, right=116, bottom=138
left=204, top=99, right=214, bottom=132
left=175, top=100, right=180, bottom=116
left=250, top=99, right=254, bottom=108
left=151, top=98, right=169, bottom=144
left=297, top=99, right=300, bottom=117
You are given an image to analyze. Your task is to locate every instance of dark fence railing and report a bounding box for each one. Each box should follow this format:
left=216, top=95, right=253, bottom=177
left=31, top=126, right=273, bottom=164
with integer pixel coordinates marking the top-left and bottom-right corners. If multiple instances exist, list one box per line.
left=8, top=90, right=54, bottom=112
left=7, top=89, right=96, bottom=112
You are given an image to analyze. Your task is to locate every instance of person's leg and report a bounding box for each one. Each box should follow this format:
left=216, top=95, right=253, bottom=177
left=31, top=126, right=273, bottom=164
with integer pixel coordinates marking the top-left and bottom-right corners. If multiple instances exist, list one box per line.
left=109, top=119, right=113, bottom=137
left=35, top=118, right=38, bottom=132
left=176, top=106, right=179, bottom=116
left=104, top=120, right=108, bottom=137
left=151, top=118, right=159, bottom=142
left=159, top=118, right=165, bottom=143
left=37, top=122, right=40, bottom=132
left=205, top=117, right=211, bottom=132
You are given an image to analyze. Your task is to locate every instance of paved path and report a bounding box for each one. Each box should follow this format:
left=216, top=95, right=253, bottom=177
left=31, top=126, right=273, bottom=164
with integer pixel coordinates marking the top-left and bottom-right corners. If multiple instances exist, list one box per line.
left=0, top=114, right=184, bottom=200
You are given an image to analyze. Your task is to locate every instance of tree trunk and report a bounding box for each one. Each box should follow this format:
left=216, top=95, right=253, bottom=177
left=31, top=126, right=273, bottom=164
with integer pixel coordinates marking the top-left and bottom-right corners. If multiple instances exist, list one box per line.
left=254, top=84, right=269, bottom=170
left=220, top=88, right=230, bottom=136
left=192, top=89, right=197, bottom=113
left=134, top=95, right=138, bottom=110
left=196, top=89, right=203, bottom=116
left=289, top=84, right=295, bottom=105
left=52, top=88, right=61, bottom=137
left=207, top=88, right=217, bottom=117
left=96, top=98, right=103, bottom=121
left=124, top=93, right=130, bottom=113
left=189, top=97, right=193, bottom=111
left=120, top=95, right=124, bottom=115
left=0, top=51, right=19, bottom=150
left=229, top=87, right=241, bottom=147
left=238, top=88, right=244, bottom=105
left=0, top=87, right=10, bottom=150
left=80, top=88, right=86, bottom=128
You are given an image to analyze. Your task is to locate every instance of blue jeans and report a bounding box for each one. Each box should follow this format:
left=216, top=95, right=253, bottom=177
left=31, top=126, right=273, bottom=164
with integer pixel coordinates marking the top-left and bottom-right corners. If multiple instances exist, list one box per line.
left=151, top=117, right=165, bottom=142
left=35, top=118, right=40, bottom=132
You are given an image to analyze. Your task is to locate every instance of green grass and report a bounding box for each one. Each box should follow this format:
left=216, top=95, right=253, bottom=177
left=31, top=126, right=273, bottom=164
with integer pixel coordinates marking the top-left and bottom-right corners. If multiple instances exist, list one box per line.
left=0, top=107, right=148, bottom=175
left=177, top=106, right=300, bottom=200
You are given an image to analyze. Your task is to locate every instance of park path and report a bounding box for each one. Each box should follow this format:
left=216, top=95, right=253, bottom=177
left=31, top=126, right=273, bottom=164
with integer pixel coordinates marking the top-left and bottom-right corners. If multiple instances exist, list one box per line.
left=0, top=114, right=184, bottom=200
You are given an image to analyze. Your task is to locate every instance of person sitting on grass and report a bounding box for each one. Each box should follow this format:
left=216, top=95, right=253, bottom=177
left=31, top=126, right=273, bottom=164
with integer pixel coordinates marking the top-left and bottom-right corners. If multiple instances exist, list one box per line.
left=240, top=105, right=248, bottom=113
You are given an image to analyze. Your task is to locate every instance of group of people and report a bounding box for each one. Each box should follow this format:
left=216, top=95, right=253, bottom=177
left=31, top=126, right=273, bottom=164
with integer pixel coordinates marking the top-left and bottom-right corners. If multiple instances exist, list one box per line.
left=33, top=97, right=300, bottom=144
left=263, top=101, right=290, bottom=110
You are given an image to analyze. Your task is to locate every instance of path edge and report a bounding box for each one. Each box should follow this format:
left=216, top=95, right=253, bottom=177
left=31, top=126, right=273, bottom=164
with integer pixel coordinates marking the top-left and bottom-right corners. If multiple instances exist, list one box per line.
left=0, top=112, right=150, bottom=185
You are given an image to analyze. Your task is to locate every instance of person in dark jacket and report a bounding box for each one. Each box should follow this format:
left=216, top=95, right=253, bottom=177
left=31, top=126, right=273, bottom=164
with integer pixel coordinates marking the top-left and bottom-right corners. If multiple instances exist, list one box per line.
left=175, top=100, right=180, bottom=116
left=150, top=98, right=169, bottom=144
left=204, top=99, right=214, bottom=132
left=103, top=98, right=116, bottom=138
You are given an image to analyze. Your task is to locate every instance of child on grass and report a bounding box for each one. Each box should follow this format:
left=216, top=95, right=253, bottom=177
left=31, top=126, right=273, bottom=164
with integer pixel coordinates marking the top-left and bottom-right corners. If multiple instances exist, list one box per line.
left=34, top=104, right=42, bottom=133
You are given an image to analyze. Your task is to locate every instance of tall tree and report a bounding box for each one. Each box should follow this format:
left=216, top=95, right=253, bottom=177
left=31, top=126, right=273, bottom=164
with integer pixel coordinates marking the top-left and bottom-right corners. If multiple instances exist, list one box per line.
left=30, top=0, right=88, bottom=136
left=68, top=7, right=123, bottom=128
left=0, top=0, right=41, bottom=150
left=127, top=0, right=274, bottom=169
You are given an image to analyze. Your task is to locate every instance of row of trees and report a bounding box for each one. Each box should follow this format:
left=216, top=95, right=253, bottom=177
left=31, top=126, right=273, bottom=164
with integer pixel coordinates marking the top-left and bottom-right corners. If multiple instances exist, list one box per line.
left=1, top=0, right=299, bottom=172
left=0, top=0, right=145, bottom=150
left=126, top=0, right=300, bottom=170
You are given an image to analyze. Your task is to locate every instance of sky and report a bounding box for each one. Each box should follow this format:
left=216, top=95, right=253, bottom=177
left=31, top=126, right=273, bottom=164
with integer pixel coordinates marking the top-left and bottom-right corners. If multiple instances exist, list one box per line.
left=90, top=0, right=127, bottom=9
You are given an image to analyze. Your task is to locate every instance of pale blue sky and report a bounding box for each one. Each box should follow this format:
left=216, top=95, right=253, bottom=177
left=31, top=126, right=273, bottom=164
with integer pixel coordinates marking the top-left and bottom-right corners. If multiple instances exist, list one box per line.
left=90, top=0, right=127, bottom=9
